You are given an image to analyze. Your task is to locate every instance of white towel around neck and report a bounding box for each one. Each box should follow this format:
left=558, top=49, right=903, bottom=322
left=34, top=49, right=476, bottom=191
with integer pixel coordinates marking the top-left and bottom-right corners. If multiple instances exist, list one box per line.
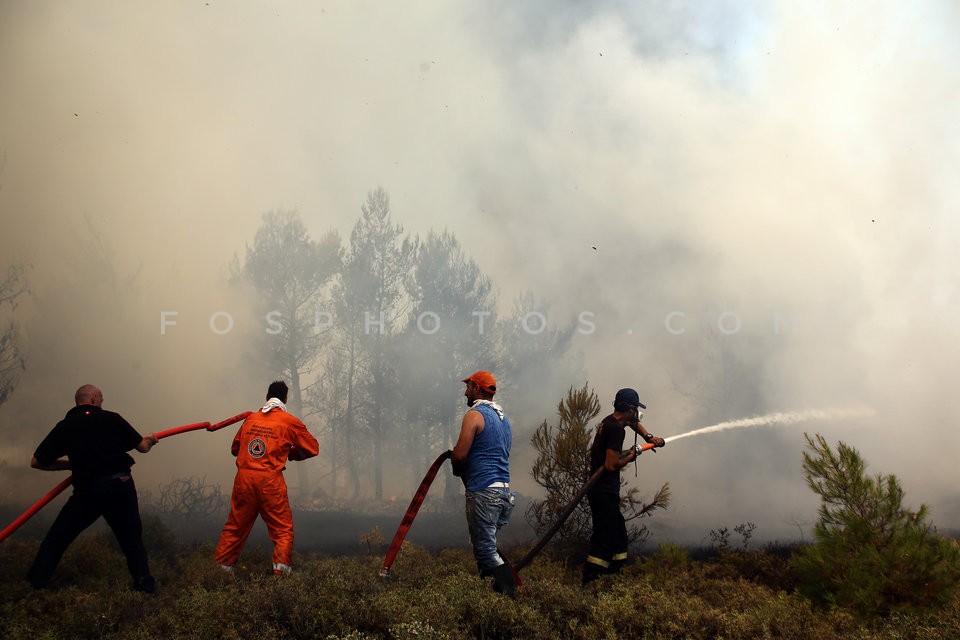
left=261, top=397, right=287, bottom=413
left=471, top=399, right=504, bottom=419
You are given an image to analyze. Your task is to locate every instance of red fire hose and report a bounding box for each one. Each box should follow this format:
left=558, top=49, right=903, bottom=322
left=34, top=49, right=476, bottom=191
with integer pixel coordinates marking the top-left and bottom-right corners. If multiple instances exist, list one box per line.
left=381, top=443, right=661, bottom=577
left=208, top=411, right=253, bottom=432
left=380, top=450, right=452, bottom=577
left=0, top=476, right=74, bottom=545
left=0, top=411, right=252, bottom=543
left=154, top=421, right=212, bottom=439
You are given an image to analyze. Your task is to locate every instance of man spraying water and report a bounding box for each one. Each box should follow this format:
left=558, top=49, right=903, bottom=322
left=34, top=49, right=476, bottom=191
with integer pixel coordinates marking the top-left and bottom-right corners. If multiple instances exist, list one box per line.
left=583, top=388, right=665, bottom=586
left=515, top=400, right=871, bottom=575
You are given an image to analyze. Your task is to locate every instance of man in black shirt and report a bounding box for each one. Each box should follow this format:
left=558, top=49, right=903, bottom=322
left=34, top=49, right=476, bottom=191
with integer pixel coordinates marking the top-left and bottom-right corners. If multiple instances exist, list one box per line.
left=583, top=388, right=665, bottom=586
left=26, top=384, right=159, bottom=593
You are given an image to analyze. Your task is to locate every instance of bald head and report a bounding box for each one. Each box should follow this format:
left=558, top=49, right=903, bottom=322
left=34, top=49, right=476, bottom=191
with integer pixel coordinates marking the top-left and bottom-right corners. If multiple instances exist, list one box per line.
left=75, top=384, right=103, bottom=407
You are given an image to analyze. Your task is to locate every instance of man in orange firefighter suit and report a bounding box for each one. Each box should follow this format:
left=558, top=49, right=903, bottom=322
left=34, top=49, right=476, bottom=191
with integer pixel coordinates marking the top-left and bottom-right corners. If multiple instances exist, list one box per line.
left=214, top=380, right=319, bottom=574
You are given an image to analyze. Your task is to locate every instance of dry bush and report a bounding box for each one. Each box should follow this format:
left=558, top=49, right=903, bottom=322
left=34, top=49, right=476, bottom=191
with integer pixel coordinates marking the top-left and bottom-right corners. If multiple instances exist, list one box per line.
left=154, top=476, right=227, bottom=521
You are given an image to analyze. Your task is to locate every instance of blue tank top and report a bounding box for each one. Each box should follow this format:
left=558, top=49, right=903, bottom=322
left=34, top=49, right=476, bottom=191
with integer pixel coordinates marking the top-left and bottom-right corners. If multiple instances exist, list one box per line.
left=463, top=403, right=512, bottom=492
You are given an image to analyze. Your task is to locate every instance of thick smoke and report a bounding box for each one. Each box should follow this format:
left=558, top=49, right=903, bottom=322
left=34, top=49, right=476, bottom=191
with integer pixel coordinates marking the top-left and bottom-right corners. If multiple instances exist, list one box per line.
left=1, top=1, right=958, bottom=545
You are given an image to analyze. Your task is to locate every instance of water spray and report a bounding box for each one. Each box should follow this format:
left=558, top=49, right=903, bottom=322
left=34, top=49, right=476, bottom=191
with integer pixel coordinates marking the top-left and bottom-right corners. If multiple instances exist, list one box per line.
left=664, top=407, right=875, bottom=444
left=378, top=405, right=874, bottom=576
left=514, top=405, right=874, bottom=572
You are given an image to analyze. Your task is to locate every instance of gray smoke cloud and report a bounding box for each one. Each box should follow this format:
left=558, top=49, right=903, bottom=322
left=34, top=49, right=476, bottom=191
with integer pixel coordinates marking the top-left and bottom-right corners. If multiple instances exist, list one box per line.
left=1, top=1, right=958, bottom=545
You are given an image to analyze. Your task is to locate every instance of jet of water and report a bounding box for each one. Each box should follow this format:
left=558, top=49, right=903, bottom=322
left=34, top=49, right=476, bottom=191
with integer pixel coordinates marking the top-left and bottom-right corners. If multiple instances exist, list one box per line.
left=664, top=406, right=875, bottom=444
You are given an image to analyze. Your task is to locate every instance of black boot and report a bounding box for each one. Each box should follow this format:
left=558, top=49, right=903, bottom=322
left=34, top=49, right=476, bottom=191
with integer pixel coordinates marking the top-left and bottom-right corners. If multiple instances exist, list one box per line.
left=133, top=574, right=156, bottom=594
left=491, top=563, right=517, bottom=598
left=582, top=563, right=603, bottom=586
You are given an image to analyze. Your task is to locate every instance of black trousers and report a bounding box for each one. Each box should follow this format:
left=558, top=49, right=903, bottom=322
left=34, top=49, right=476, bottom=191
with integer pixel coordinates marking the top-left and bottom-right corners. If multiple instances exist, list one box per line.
left=584, top=491, right=628, bottom=582
left=26, top=474, right=152, bottom=588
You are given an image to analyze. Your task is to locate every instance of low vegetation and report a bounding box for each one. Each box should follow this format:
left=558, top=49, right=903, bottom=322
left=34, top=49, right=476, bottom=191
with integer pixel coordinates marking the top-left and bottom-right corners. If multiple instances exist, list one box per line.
left=3, top=424, right=957, bottom=638
left=1, top=520, right=959, bottom=640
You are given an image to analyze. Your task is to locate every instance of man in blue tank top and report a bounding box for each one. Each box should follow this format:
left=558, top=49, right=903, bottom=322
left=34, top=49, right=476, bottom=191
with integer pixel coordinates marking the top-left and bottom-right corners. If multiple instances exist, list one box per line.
left=452, top=370, right=516, bottom=597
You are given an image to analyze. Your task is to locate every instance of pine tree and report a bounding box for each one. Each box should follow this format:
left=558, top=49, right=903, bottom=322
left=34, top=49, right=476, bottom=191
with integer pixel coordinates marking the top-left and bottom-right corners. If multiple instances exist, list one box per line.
left=792, top=432, right=960, bottom=617
left=329, top=188, right=418, bottom=500
left=238, top=210, right=341, bottom=500
left=527, top=384, right=599, bottom=544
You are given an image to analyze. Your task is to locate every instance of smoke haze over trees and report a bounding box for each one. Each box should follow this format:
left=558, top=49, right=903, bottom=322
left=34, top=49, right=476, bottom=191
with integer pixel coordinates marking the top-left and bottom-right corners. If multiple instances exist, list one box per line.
left=227, top=194, right=583, bottom=509
left=232, top=209, right=341, bottom=498
left=1, top=1, right=958, bottom=546
left=0, top=264, right=28, bottom=409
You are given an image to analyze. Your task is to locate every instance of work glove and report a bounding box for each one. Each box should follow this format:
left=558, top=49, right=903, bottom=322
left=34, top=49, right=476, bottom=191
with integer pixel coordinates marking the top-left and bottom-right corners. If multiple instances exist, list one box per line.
left=645, top=434, right=666, bottom=448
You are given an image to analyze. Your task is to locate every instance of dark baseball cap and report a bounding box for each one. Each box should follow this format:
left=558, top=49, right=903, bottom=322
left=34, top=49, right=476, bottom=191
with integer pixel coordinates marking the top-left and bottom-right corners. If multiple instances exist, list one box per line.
left=614, top=388, right=646, bottom=409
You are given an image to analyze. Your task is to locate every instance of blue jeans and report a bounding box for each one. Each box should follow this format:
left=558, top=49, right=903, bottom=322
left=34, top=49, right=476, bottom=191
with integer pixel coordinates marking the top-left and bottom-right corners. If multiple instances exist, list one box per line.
left=465, top=487, right=514, bottom=573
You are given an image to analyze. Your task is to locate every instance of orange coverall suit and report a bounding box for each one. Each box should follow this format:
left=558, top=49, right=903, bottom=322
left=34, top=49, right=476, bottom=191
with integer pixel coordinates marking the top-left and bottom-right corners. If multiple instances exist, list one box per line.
left=213, top=406, right=319, bottom=573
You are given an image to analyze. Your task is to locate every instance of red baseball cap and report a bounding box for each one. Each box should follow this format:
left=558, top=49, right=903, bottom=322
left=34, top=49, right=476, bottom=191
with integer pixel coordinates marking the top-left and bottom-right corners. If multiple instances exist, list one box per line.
left=462, top=371, right=497, bottom=395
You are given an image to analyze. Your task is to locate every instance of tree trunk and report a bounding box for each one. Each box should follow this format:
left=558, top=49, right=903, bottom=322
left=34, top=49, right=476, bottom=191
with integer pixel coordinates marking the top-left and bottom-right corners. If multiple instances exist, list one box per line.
left=288, top=368, right=309, bottom=502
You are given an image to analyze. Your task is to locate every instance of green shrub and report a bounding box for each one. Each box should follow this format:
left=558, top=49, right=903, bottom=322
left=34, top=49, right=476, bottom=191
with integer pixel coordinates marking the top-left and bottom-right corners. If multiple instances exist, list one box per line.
left=791, top=433, right=960, bottom=617
left=650, top=542, right=689, bottom=572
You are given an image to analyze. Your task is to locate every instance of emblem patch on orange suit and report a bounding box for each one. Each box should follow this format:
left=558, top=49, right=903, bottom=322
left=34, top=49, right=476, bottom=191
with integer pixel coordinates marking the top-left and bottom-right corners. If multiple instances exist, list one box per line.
left=248, top=438, right=266, bottom=458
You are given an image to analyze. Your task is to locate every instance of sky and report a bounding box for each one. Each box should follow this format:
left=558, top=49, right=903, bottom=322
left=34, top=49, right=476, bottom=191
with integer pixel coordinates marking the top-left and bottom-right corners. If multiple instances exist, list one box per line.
left=1, top=1, right=958, bottom=546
